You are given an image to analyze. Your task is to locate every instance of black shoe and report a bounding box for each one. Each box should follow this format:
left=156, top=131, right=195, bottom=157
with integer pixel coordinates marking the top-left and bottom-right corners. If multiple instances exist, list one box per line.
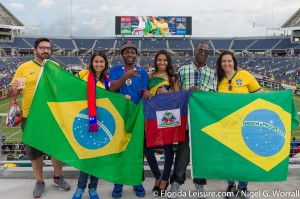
left=224, top=185, right=236, bottom=199
left=157, top=182, right=169, bottom=197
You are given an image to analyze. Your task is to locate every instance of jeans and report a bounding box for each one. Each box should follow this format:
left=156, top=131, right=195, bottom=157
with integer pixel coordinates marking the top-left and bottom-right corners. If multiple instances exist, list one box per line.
left=170, top=131, right=206, bottom=185
left=77, top=171, right=99, bottom=189
left=228, top=181, right=248, bottom=190
left=144, top=144, right=174, bottom=181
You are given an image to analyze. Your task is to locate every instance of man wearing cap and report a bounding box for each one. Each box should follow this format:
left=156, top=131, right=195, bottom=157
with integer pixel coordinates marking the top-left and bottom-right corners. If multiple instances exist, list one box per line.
left=109, top=41, right=151, bottom=198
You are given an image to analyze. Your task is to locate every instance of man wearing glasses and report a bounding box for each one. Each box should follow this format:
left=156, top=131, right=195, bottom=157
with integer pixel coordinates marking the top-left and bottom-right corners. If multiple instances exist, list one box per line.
left=168, top=42, right=216, bottom=199
left=9, top=38, right=71, bottom=198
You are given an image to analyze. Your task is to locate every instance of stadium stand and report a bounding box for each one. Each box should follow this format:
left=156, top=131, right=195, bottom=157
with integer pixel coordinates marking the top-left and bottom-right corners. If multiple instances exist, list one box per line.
left=141, top=38, right=167, bottom=51
left=94, top=39, right=115, bottom=50
left=210, top=39, right=232, bottom=50
left=231, top=39, right=256, bottom=51
left=74, top=39, right=96, bottom=50
left=50, top=38, right=75, bottom=50
left=10, top=38, right=31, bottom=49
left=1, top=35, right=300, bottom=89
left=248, top=38, right=281, bottom=51
left=168, top=38, right=192, bottom=50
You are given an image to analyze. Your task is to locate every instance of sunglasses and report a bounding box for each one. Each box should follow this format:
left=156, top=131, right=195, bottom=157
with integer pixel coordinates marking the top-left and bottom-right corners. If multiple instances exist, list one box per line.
left=197, top=49, right=209, bottom=55
left=228, top=79, right=232, bottom=91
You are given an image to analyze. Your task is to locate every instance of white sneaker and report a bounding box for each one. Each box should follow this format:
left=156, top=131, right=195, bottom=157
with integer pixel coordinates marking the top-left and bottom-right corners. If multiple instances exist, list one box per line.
left=168, top=182, right=180, bottom=199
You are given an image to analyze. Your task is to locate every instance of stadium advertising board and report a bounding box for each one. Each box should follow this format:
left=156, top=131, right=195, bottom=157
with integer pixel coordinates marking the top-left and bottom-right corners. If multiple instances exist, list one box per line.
left=115, top=16, right=192, bottom=36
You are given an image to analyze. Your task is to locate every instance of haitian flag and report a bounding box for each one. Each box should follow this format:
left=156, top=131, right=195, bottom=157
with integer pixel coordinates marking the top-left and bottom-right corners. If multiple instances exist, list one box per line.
left=22, top=60, right=144, bottom=185
left=143, top=91, right=190, bottom=147
left=189, top=90, right=299, bottom=181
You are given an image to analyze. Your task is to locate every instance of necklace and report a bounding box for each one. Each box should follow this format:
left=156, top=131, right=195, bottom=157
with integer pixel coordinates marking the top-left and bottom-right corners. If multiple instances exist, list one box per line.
left=157, top=72, right=166, bottom=77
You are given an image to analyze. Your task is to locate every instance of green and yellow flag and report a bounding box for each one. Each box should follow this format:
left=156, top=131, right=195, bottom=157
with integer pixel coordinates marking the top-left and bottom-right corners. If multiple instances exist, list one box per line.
left=22, top=60, right=144, bottom=185
left=189, top=90, right=299, bottom=181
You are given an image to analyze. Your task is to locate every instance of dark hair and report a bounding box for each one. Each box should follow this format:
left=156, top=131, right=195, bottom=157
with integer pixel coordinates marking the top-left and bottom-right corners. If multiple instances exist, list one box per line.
left=88, top=51, right=109, bottom=83
left=194, top=42, right=209, bottom=51
left=154, top=50, right=177, bottom=89
left=34, top=38, right=51, bottom=48
left=216, top=50, right=238, bottom=85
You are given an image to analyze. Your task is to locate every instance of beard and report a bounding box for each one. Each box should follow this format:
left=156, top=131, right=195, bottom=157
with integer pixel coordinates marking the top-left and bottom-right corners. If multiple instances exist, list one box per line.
left=36, top=52, right=50, bottom=60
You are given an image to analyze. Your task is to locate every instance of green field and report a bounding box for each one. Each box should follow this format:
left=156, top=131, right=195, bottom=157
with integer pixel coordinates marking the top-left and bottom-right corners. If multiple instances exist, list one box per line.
left=0, top=89, right=300, bottom=143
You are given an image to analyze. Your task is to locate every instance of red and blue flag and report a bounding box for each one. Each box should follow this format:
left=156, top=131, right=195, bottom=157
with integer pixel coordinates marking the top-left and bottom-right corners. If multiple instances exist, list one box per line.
left=143, top=91, right=191, bottom=147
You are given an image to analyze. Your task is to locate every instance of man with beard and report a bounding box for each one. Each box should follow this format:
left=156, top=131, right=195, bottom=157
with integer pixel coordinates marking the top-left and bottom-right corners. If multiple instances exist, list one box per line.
left=9, top=38, right=70, bottom=198
left=109, top=41, right=151, bottom=198
left=168, top=42, right=216, bottom=199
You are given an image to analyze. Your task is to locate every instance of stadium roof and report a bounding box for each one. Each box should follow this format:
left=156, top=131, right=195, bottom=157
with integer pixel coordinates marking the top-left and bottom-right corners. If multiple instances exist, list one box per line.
left=281, top=8, right=300, bottom=29
left=0, top=2, right=23, bottom=27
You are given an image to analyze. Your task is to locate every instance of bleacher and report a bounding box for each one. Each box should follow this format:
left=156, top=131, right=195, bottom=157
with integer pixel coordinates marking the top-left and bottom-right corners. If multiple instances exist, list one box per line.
left=54, top=56, right=82, bottom=67
left=23, top=38, right=37, bottom=48
left=210, top=39, right=232, bottom=50
left=0, top=36, right=300, bottom=88
left=231, top=39, right=256, bottom=51
left=168, top=39, right=192, bottom=50
left=50, top=38, right=75, bottom=50
left=141, top=39, right=167, bottom=51
left=94, top=39, right=115, bottom=50
left=248, top=38, right=281, bottom=51
left=10, top=38, right=31, bottom=49
left=273, top=38, right=296, bottom=50
left=74, top=39, right=96, bottom=50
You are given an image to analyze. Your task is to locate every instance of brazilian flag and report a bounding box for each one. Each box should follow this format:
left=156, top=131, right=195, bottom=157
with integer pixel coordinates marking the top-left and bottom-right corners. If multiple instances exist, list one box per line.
left=189, top=90, right=299, bottom=181
left=22, top=60, right=144, bottom=185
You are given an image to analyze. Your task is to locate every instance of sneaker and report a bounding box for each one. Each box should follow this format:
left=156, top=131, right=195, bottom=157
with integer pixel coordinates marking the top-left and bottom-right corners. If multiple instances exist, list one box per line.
left=133, top=184, right=145, bottom=197
left=72, top=188, right=84, bottom=199
left=238, top=189, right=251, bottom=199
left=112, top=184, right=123, bottom=198
left=168, top=182, right=180, bottom=199
left=224, top=184, right=236, bottom=199
left=89, top=188, right=99, bottom=199
left=33, top=181, right=45, bottom=198
left=194, top=183, right=206, bottom=199
left=53, top=175, right=71, bottom=191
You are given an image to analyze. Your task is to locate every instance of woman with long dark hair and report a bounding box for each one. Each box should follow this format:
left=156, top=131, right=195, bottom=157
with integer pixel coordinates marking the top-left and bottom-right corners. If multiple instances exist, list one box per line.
left=145, top=50, right=179, bottom=197
left=72, top=51, right=109, bottom=199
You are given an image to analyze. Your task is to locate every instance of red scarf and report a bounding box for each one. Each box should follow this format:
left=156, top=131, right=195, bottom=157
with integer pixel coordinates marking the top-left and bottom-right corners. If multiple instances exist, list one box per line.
left=87, top=73, right=98, bottom=132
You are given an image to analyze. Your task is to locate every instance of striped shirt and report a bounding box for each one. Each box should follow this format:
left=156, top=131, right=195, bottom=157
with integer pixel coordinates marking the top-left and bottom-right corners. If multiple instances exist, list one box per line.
left=177, top=62, right=217, bottom=91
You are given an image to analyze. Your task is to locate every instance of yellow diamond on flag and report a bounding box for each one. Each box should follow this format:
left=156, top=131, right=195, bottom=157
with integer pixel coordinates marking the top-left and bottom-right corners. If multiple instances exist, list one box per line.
left=201, top=98, right=291, bottom=171
left=48, top=98, right=130, bottom=159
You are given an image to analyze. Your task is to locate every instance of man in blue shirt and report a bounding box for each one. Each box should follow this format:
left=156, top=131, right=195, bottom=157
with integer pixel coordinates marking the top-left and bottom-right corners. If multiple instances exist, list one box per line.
left=109, top=41, right=151, bottom=198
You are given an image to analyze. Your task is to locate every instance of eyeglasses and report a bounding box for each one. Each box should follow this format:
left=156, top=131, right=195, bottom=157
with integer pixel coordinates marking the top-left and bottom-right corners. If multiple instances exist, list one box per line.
left=228, top=79, right=232, bottom=91
left=197, top=49, right=209, bottom=55
left=37, top=46, right=52, bottom=51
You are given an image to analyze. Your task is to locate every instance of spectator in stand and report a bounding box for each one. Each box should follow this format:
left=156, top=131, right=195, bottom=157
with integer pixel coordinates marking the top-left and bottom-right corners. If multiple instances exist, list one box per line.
left=109, top=41, right=151, bottom=198
left=216, top=50, right=263, bottom=199
left=72, top=51, right=110, bottom=199
left=8, top=38, right=71, bottom=198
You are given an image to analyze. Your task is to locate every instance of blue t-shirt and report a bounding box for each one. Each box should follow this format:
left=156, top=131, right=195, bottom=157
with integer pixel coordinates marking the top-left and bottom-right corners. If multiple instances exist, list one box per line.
left=109, top=65, right=148, bottom=105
